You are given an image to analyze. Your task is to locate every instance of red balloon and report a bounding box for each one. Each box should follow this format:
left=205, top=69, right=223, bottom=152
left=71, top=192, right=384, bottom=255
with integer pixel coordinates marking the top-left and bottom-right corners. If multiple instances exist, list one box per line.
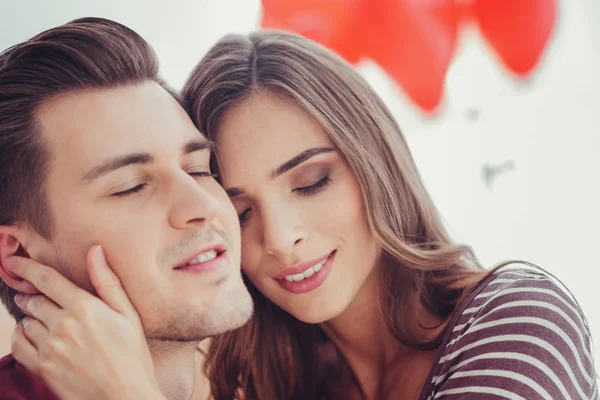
left=428, top=0, right=462, bottom=41
left=364, top=0, right=459, bottom=111
left=261, top=0, right=365, bottom=63
left=262, top=0, right=351, bottom=20
left=473, top=0, right=558, bottom=76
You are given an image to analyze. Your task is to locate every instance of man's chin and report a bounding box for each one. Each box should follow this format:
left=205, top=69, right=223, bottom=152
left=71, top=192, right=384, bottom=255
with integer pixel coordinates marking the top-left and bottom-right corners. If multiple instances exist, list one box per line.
left=199, top=291, right=254, bottom=336
left=143, top=290, right=254, bottom=341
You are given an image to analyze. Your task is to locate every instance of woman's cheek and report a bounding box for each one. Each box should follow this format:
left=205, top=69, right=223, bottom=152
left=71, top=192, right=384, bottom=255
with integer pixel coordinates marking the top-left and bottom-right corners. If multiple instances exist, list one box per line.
left=240, top=241, right=260, bottom=277
left=314, top=177, right=363, bottom=230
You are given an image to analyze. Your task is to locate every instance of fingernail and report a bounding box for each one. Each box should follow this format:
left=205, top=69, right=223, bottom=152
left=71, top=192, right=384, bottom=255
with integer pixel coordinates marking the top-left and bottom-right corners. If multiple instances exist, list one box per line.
left=14, top=293, right=24, bottom=304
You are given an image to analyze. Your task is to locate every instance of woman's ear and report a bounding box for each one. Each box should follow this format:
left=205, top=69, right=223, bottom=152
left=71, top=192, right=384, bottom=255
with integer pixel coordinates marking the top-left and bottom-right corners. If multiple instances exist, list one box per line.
left=0, top=227, right=39, bottom=294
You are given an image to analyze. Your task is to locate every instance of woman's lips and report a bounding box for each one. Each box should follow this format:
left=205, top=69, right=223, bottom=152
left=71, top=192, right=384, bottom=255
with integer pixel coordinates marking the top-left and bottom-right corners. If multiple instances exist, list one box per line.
left=275, top=250, right=336, bottom=294
left=273, top=252, right=332, bottom=280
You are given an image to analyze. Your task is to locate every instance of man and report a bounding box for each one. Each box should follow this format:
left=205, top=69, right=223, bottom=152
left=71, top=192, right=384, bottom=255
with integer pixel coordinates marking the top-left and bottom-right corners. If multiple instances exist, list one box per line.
left=0, top=17, right=253, bottom=399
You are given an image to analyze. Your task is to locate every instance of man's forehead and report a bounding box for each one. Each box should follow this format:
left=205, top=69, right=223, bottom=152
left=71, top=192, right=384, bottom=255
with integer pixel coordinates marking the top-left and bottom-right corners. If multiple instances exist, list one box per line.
left=37, top=83, right=182, bottom=134
left=35, top=82, right=203, bottom=169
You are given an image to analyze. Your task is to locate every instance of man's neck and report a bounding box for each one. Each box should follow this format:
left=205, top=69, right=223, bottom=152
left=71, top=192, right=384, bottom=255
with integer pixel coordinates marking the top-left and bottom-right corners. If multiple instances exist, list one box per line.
left=148, top=339, right=199, bottom=400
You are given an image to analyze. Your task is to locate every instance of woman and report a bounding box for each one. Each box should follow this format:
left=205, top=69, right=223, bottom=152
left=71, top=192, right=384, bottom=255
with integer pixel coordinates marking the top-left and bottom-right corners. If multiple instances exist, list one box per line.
left=11, top=31, right=599, bottom=399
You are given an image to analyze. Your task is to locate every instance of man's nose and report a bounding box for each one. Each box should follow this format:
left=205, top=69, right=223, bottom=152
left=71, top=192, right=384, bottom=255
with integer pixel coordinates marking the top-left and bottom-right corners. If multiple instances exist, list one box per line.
left=168, top=173, right=220, bottom=229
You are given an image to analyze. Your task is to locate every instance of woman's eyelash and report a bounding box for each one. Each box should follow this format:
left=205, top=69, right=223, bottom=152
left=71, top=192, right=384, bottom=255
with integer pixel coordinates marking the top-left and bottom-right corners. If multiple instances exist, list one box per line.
left=238, top=176, right=331, bottom=227
left=239, top=209, right=251, bottom=225
left=112, top=184, right=147, bottom=197
left=294, top=176, right=331, bottom=195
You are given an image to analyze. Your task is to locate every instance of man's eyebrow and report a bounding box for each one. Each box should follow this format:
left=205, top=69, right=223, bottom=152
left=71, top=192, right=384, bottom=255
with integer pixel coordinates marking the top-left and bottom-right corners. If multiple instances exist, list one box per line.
left=225, top=147, right=335, bottom=198
left=271, top=147, right=334, bottom=179
left=81, top=138, right=213, bottom=182
left=82, top=153, right=153, bottom=181
left=183, top=138, right=214, bottom=154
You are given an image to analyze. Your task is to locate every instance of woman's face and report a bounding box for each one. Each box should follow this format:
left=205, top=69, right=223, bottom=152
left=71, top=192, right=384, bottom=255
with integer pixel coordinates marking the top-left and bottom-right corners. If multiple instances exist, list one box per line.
left=215, top=92, right=380, bottom=323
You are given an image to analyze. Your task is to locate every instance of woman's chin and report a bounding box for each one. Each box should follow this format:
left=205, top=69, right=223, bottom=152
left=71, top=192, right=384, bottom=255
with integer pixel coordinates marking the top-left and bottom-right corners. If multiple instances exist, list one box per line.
left=284, top=301, right=347, bottom=325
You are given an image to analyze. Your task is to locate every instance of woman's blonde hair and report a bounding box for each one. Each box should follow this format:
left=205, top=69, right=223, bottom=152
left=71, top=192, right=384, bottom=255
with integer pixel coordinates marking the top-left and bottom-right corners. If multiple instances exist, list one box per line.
left=183, top=30, right=486, bottom=400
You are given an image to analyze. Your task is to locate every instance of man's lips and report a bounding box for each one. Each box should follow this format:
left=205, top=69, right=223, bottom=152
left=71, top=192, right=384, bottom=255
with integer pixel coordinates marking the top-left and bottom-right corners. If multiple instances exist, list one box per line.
left=173, top=242, right=227, bottom=269
left=273, top=251, right=334, bottom=280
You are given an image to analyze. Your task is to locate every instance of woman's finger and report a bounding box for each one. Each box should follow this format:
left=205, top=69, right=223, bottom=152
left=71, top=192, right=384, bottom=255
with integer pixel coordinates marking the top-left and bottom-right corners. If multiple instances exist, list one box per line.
left=14, top=294, right=62, bottom=328
left=87, top=246, right=140, bottom=321
left=6, top=256, right=93, bottom=309
left=11, top=324, right=41, bottom=375
left=22, top=316, right=51, bottom=350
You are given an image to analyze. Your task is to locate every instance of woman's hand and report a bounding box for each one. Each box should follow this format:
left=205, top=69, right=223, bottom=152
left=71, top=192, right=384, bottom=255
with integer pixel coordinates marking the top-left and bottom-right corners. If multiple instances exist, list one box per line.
left=8, top=246, right=165, bottom=400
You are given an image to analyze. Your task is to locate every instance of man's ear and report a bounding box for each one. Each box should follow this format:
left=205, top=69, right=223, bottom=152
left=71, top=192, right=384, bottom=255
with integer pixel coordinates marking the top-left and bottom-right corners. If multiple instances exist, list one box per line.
left=0, top=227, right=39, bottom=294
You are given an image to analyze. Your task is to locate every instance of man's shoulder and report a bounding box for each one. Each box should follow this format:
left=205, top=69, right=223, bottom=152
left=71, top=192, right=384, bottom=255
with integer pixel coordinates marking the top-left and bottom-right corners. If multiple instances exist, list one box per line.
left=0, top=353, right=60, bottom=400
left=0, top=353, right=15, bottom=369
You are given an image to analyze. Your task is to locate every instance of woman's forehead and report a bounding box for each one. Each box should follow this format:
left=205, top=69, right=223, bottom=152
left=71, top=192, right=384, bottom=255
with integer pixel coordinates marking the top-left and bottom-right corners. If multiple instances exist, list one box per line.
left=215, top=93, right=334, bottom=172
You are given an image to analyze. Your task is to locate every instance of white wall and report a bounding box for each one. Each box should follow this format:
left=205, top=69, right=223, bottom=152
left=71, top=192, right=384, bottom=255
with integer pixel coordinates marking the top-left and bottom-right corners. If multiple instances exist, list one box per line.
left=1, top=0, right=598, bottom=371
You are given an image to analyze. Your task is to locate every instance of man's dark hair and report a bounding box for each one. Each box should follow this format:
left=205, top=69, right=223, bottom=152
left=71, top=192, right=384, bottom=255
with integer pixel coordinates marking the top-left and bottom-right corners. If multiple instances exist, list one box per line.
left=0, top=17, right=168, bottom=321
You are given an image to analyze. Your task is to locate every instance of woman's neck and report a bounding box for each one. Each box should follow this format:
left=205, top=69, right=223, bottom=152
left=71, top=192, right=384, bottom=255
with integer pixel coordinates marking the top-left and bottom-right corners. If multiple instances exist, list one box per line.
left=319, top=269, right=400, bottom=399
left=319, top=269, right=444, bottom=400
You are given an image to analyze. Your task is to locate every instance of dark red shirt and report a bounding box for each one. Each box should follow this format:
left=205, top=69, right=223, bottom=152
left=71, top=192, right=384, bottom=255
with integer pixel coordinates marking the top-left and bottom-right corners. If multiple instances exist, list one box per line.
left=0, top=354, right=59, bottom=399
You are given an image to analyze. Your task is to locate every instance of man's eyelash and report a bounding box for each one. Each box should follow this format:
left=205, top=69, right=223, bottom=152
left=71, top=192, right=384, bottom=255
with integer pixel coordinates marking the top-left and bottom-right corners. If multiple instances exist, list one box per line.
left=189, top=172, right=218, bottom=178
left=111, top=172, right=217, bottom=198
left=112, top=184, right=146, bottom=197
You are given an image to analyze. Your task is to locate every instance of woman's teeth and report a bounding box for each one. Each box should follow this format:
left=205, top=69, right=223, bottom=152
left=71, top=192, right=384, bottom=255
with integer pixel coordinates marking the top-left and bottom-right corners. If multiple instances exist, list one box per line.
left=284, top=259, right=326, bottom=282
left=186, top=250, right=218, bottom=266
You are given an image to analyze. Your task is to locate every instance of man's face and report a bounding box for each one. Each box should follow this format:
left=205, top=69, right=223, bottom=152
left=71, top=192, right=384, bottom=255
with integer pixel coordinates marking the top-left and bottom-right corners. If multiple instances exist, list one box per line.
left=27, top=82, right=252, bottom=340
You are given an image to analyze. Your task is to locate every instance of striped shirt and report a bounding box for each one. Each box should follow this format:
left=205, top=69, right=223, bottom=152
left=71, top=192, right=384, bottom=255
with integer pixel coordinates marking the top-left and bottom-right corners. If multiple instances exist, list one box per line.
left=418, top=267, right=599, bottom=400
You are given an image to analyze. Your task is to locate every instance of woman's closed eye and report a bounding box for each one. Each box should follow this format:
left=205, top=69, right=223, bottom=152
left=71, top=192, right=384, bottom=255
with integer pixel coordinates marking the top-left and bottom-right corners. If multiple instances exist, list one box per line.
left=293, top=175, right=331, bottom=195
left=238, top=208, right=251, bottom=225
left=237, top=175, right=332, bottom=227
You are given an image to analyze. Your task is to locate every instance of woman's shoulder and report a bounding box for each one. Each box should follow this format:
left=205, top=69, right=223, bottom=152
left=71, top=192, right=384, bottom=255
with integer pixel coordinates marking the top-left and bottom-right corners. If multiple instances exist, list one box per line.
left=421, top=264, right=599, bottom=399
left=454, top=264, right=589, bottom=333
left=449, top=264, right=595, bottom=354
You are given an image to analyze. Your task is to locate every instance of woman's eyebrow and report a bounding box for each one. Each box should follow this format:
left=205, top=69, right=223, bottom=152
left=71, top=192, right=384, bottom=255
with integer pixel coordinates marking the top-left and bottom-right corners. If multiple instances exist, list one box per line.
left=270, top=147, right=334, bottom=179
